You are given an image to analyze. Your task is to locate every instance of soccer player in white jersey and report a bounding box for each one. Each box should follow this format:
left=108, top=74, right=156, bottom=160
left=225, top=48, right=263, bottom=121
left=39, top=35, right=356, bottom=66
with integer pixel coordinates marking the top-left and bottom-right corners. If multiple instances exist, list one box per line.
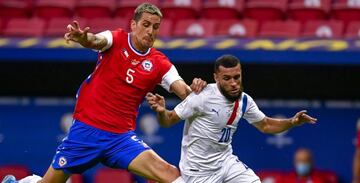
left=146, top=54, right=317, bottom=183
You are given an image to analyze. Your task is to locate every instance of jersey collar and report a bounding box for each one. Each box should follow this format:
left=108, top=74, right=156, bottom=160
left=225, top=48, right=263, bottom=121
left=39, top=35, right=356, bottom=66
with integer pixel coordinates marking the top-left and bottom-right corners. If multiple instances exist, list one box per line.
left=128, top=33, right=151, bottom=56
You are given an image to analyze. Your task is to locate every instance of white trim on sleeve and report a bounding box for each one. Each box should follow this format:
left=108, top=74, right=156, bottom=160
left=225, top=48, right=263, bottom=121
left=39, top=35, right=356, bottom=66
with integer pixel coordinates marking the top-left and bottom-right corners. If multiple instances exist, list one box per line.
left=160, top=65, right=183, bottom=92
left=96, top=30, right=113, bottom=52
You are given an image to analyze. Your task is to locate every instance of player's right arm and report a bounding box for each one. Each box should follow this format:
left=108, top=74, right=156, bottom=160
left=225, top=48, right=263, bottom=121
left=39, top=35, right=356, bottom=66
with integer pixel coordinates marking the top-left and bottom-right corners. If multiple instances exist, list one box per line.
left=146, top=93, right=181, bottom=127
left=64, top=21, right=108, bottom=51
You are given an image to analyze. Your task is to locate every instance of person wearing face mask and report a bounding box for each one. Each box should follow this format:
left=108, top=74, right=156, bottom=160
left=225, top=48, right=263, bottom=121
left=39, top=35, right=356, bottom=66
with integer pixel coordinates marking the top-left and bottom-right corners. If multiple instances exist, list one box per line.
left=284, top=148, right=329, bottom=183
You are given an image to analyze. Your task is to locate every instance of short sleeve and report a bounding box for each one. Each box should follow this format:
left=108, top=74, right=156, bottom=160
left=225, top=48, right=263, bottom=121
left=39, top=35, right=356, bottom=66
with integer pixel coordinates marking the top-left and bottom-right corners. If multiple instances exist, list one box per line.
left=174, top=93, right=202, bottom=120
left=96, top=30, right=113, bottom=52
left=242, top=94, right=266, bottom=124
left=160, top=65, right=183, bottom=92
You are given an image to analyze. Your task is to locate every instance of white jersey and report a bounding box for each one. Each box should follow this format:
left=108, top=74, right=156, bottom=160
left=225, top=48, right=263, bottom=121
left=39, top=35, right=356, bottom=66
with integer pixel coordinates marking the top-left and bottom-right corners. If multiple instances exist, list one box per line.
left=174, top=83, right=265, bottom=176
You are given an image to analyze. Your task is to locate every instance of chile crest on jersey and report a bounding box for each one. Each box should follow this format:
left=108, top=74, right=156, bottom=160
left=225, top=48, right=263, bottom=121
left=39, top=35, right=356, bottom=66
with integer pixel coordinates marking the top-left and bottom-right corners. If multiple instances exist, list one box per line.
left=141, top=60, right=153, bottom=72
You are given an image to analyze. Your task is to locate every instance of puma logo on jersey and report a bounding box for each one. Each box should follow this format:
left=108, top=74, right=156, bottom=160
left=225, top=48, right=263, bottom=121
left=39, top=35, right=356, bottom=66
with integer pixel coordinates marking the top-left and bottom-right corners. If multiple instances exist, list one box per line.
left=211, top=108, right=220, bottom=116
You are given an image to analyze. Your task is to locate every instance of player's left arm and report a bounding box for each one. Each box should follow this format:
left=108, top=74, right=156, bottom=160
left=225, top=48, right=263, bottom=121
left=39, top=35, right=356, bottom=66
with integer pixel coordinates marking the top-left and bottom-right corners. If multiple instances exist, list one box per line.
left=252, top=110, right=317, bottom=134
left=160, top=64, right=206, bottom=100
left=170, top=78, right=206, bottom=100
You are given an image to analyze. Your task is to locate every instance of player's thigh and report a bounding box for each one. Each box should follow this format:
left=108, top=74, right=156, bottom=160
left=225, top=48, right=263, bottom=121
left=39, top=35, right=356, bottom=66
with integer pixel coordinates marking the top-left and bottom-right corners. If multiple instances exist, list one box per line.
left=128, top=149, right=180, bottom=182
left=224, top=158, right=261, bottom=183
left=38, top=166, right=70, bottom=183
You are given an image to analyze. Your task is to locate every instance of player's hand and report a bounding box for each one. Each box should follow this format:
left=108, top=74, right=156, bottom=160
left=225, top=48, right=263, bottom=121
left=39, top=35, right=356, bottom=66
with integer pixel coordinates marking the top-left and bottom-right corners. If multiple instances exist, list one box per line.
left=190, top=78, right=207, bottom=94
left=64, top=21, right=90, bottom=44
left=146, top=92, right=166, bottom=113
left=291, top=110, right=317, bottom=126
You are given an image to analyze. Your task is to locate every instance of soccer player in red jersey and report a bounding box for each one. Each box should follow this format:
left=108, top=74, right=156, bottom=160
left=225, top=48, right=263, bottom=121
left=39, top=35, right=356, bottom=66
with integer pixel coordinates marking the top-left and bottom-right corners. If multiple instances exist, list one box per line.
left=1, top=3, right=206, bottom=183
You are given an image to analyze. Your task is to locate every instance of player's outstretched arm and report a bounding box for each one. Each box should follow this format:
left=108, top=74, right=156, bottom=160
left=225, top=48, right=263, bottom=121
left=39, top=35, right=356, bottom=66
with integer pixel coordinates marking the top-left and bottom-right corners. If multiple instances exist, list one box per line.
left=64, top=20, right=108, bottom=50
left=146, top=92, right=181, bottom=127
left=252, top=110, right=317, bottom=134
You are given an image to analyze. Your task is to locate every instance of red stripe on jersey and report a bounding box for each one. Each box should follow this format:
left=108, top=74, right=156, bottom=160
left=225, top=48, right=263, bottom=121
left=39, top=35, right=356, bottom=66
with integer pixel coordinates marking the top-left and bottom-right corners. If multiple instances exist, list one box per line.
left=226, top=99, right=239, bottom=125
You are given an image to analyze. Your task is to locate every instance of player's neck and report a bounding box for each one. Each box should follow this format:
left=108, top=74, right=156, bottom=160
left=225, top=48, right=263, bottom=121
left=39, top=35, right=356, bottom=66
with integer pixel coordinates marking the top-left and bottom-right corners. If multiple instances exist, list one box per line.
left=129, top=33, right=148, bottom=53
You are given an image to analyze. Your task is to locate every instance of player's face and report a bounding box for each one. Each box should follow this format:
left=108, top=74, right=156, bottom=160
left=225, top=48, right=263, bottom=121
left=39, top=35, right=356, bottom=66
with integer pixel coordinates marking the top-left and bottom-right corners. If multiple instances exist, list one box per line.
left=130, top=12, right=161, bottom=52
left=214, top=64, right=242, bottom=102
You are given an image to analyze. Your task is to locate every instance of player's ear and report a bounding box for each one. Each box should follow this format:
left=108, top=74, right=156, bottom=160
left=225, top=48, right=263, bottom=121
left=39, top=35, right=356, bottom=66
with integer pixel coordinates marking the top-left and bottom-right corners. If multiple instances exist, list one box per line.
left=213, top=73, right=218, bottom=82
left=130, top=20, right=136, bottom=32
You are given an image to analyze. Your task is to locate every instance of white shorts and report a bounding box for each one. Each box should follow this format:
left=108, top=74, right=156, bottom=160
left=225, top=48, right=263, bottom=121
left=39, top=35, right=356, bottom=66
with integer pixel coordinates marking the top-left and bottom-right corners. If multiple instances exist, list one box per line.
left=182, top=155, right=261, bottom=183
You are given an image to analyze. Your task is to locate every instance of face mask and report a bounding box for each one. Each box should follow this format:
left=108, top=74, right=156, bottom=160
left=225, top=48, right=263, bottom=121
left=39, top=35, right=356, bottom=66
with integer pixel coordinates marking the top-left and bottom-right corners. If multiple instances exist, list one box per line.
left=295, top=163, right=311, bottom=176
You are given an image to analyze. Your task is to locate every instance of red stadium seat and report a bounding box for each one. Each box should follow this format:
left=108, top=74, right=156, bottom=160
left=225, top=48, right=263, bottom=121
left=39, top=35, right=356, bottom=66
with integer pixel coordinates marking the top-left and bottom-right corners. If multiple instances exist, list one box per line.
left=161, top=0, right=202, bottom=22
left=0, top=165, right=30, bottom=180
left=244, top=0, right=288, bottom=22
left=303, top=20, right=344, bottom=38
left=94, top=168, right=133, bottom=183
left=3, top=18, right=45, bottom=37
left=44, top=18, right=88, bottom=37
left=33, top=0, right=75, bottom=20
left=257, top=170, right=285, bottom=183
left=68, top=174, right=84, bottom=183
left=332, top=0, right=360, bottom=25
left=0, top=19, right=3, bottom=35
left=75, top=0, right=115, bottom=19
left=345, top=21, right=360, bottom=38
left=216, top=19, right=258, bottom=38
left=288, top=0, right=331, bottom=23
left=200, top=0, right=244, bottom=20
left=115, top=0, right=160, bottom=20
left=173, top=19, right=216, bottom=38
left=0, top=0, right=32, bottom=19
left=88, top=18, right=129, bottom=33
left=259, top=20, right=301, bottom=38
left=158, top=19, right=173, bottom=38
left=318, top=170, right=339, bottom=183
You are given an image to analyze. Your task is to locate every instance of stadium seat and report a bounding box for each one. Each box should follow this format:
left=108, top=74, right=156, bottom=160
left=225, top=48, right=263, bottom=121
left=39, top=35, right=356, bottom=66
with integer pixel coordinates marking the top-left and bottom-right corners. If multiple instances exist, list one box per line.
left=345, top=21, right=360, bottom=38
left=244, top=0, right=288, bottom=22
left=33, top=0, right=75, bottom=20
left=259, top=20, right=301, bottom=38
left=75, top=0, right=115, bottom=19
left=173, top=19, right=216, bottom=38
left=88, top=18, right=129, bottom=33
left=68, top=174, right=84, bottom=183
left=94, top=168, right=133, bottom=183
left=158, top=19, right=173, bottom=38
left=257, top=170, right=285, bottom=183
left=332, top=0, right=360, bottom=25
left=44, top=18, right=88, bottom=37
left=3, top=18, right=45, bottom=37
left=161, top=0, right=202, bottom=22
left=288, top=0, right=331, bottom=23
left=216, top=19, right=258, bottom=38
left=0, top=0, right=32, bottom=19
left=0, top=19, right=3, bottom=35
left=0, top=165, right=30, bottom=180
left=318, top=170, right=339, bottom=183
left=200, top=0, right=244, bottom=20
left=302, top=20, right=344, bottom=38
left=115, top=0, right=160, bottom=20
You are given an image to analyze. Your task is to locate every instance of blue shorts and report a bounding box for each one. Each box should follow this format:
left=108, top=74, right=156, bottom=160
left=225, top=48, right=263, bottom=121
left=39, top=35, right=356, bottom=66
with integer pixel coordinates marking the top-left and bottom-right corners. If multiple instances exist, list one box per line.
left=52, top=120, right=150, bottom=174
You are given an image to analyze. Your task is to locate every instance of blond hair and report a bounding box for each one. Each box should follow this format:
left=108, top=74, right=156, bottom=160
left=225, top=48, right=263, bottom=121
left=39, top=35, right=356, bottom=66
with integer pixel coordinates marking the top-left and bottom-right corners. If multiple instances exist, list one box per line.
left=133, top=3, right=163, bottom=21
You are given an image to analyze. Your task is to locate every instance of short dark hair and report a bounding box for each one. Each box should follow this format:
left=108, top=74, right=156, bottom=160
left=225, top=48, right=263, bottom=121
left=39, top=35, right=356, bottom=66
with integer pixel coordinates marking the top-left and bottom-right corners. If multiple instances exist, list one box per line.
left=214, top=55, right=241, bottom=73
left=133, top=3, right=163, bottom=22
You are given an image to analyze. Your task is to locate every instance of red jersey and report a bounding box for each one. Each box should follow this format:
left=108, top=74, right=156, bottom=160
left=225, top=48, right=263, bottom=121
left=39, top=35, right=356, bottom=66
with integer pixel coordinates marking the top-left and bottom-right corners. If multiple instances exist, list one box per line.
left=73, top=29, right=180, bottom=133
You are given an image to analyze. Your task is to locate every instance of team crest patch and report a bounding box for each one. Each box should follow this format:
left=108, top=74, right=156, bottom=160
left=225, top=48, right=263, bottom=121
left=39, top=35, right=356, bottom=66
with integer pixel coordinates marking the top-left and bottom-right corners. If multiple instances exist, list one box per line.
left=58, top=157, right=67, bottom=167
left=142, top=60, right=153, bottom=71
